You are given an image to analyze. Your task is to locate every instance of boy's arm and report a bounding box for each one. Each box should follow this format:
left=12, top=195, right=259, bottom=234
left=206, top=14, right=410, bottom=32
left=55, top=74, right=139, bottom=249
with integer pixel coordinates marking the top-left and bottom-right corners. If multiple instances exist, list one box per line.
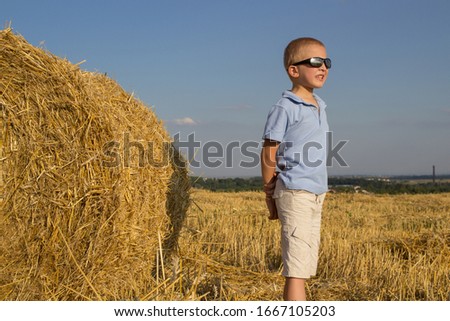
left=261, top=139, right=279, bottom=187
left=261, top=139, right=280, bottom=220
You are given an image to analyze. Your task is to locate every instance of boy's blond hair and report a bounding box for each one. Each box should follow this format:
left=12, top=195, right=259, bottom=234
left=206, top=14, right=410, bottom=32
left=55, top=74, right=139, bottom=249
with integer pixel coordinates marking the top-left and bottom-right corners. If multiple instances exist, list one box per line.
left=283, top=37, right=325, bottom=70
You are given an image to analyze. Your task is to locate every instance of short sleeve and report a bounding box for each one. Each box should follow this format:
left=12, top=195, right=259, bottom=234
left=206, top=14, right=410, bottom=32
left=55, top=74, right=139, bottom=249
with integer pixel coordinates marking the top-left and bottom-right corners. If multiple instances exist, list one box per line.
left=262, top=105, right=288, bottom=142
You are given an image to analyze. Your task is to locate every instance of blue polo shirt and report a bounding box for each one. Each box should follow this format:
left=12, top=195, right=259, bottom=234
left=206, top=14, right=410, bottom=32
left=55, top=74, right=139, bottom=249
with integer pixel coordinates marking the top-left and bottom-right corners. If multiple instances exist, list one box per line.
left=262, top=90, right=329, bottom=195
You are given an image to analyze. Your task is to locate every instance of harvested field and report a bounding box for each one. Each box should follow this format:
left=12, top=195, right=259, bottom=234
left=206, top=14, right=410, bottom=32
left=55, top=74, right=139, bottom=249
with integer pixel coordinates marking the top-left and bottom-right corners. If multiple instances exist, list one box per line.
left=150, top=190, right=449, bottom=301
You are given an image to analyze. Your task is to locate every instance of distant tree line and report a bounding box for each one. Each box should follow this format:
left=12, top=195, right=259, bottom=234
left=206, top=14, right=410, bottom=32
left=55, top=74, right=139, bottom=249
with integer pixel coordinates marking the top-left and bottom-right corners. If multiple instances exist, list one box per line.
left=190, top=176, right=450, bottom=194
left=190, top=176, right=263, bottom=192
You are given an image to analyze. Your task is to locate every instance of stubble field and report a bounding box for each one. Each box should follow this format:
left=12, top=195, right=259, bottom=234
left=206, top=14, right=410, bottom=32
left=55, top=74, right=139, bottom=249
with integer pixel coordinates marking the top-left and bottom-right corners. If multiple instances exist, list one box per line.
left=154, top=189, right=450, bottom=301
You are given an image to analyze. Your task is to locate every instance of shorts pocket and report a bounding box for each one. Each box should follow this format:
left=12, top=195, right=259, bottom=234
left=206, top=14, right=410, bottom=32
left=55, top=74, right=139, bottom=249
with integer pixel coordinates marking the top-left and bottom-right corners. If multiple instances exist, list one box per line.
left=281, top=224, right=311, bottom=248
left=281, top=224, right=313, bottom=278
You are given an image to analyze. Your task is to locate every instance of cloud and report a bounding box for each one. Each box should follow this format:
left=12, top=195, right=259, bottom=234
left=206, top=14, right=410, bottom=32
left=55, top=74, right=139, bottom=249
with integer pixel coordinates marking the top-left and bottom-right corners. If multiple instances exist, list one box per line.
left=171, top=117, right=198, bottom=126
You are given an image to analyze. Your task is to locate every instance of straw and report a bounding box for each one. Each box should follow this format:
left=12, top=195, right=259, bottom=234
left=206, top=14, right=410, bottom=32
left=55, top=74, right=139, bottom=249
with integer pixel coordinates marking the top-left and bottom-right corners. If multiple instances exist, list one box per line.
left=0, top=28, right=190, bottom=300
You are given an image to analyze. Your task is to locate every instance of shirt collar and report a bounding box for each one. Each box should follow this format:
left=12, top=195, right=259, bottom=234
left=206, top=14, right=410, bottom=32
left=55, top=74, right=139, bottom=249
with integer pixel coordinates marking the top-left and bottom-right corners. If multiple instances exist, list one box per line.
left=282, top=90, right=327, bottom=109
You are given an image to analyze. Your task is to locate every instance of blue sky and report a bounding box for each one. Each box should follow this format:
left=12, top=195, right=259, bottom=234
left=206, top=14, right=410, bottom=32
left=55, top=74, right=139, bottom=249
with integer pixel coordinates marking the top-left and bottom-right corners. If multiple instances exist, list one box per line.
left=2, top=0, right=450, bottom=177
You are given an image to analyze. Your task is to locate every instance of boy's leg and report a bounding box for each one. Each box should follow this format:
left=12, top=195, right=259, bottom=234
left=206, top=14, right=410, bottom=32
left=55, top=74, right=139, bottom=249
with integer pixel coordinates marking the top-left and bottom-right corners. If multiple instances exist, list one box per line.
left=284, top=277, right=306, bottom=301
left=309, top=193, right=326, bottom=276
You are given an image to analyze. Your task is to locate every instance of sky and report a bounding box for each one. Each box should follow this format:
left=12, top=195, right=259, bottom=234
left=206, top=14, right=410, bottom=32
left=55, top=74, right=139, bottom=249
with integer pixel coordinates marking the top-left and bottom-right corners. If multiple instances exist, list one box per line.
left=2, top=0, right=450, bottom=177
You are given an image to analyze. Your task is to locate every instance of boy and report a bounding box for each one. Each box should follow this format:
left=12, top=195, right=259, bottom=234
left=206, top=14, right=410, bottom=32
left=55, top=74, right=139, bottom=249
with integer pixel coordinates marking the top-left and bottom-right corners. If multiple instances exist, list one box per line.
left=260, top=37, right=331, bottom=301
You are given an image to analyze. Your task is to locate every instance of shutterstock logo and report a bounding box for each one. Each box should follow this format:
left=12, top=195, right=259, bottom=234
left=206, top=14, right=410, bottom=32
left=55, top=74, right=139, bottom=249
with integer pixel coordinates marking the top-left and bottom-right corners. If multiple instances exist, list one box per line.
left=101, top=132, right=348, bottom=169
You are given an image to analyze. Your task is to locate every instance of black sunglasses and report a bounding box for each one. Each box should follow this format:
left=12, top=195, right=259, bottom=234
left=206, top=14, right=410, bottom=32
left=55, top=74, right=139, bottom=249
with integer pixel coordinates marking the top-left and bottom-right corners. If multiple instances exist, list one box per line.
left=292, top=57, right=331, bottom=69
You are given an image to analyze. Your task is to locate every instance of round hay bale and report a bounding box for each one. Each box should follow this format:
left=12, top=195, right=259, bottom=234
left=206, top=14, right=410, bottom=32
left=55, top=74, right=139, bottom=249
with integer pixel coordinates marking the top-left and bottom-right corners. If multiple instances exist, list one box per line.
left=0, top=28, right=190, bottom=300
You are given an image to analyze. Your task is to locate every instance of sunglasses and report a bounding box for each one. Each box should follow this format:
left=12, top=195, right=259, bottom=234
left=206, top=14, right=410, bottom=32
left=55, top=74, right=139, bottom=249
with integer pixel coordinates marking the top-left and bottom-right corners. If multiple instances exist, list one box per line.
left=292, top=57, right=332, bottom=69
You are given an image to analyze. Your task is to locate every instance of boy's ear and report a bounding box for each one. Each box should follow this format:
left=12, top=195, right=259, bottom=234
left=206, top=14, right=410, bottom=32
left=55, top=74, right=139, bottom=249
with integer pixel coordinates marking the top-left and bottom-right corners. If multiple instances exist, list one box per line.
left=287, top=65, right=300, bottom=78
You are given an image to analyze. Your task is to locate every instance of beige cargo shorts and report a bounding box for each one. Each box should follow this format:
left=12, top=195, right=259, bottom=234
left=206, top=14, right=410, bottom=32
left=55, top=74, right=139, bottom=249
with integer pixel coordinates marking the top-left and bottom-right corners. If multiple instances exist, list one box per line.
left=273, top=179, right=326, bottom=279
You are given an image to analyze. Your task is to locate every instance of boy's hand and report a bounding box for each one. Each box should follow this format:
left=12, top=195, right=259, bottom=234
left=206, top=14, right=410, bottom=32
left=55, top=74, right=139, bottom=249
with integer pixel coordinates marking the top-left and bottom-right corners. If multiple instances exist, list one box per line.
left=263, top=175, right=277, bottom=196
left=265, top=196, right=278, bottom=220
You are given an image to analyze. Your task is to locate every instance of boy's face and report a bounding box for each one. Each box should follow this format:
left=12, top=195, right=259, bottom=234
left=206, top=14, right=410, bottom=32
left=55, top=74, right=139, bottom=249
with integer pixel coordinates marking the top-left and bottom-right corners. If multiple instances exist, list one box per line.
left=289, top=44, right=329, bottom=90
